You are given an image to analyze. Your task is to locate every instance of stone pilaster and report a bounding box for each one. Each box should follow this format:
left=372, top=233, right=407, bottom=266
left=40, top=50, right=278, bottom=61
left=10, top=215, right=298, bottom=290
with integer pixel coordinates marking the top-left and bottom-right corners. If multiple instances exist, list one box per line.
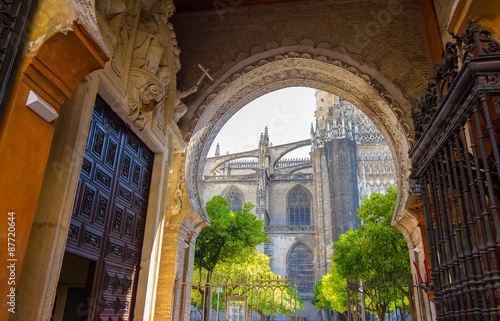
left=153, top=150, right=208, bottom=320
left=311, top=148, right=332, bottom=276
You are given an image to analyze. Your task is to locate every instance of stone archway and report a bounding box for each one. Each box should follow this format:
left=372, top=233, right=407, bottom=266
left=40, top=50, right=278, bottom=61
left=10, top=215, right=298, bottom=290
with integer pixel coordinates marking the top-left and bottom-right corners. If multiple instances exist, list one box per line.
left=184, top=54, right=412, bottom=221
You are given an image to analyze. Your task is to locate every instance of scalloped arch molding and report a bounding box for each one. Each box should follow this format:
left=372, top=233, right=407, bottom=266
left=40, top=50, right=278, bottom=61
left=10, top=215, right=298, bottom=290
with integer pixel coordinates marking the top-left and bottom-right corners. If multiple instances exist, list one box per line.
left=185, top=42, right=412, bottom=220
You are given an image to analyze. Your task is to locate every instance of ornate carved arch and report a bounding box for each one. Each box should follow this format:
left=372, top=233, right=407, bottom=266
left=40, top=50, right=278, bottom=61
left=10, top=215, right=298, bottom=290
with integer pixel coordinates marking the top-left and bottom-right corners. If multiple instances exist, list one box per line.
left=185, top=47, right=412, bottom=221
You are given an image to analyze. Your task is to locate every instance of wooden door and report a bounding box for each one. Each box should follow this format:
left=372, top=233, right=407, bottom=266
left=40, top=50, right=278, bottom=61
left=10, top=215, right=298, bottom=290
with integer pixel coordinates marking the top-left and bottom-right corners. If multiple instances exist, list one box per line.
left=66, top=96, right=153, bottom=320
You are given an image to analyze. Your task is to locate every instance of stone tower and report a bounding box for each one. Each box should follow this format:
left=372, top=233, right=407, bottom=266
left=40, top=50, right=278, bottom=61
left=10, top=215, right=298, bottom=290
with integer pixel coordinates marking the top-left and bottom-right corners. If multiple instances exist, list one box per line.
left=311, top=91, right=360, bottom=244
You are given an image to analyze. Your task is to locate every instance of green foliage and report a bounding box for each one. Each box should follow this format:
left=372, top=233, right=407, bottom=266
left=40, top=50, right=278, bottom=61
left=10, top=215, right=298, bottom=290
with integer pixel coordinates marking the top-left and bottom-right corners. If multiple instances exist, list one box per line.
left=194, top=196, right=268, bottom=272
left=313, top=187, right=411, bottom=319
left=312, top=263, right=347, bottom=313
left=334, top=186, right=409, bottom=278
left=312, top=278, right=331, bottom=312
left=333, top=223, right=411, bottom=278
left=357, top=186, right=397, bottom=226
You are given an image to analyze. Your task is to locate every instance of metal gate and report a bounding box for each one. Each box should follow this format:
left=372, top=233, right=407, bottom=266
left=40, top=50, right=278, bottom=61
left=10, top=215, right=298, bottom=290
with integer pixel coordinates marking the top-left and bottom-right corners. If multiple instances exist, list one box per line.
left=409, top=20, right=500, bottom=320
left=179, top=271, right=300, bottom=321
left=346, top=273, right=432, bottom=321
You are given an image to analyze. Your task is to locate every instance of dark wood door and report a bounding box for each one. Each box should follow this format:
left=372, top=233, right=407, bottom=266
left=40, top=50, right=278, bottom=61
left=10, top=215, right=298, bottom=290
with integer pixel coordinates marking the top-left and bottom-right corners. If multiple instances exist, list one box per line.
left=66, top=96, right=154, bottom=320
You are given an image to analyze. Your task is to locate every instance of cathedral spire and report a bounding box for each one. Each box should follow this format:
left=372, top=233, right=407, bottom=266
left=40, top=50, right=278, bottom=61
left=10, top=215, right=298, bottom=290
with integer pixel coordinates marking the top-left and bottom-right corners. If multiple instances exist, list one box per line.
left=215, top=143, right=220, bottom=156
left=256, top=127, right=269, bottom=219
left=259, top=126, right=270, bottom=148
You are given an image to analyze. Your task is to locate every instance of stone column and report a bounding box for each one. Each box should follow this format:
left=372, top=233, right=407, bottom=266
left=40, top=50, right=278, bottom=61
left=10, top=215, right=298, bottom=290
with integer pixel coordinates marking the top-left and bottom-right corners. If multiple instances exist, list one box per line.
left=153, top=150, right=208, bottom=320
left=311, top=147, right=332, bottom=276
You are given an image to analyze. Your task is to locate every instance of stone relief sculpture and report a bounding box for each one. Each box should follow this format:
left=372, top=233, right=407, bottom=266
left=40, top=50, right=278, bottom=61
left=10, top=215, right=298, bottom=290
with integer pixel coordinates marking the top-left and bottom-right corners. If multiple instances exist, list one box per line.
left=173, top=86, right=197, bottom=123
left=95, top=0, right=136, bottom=77
left=151, top=1, right=181, bottom=73
left=127, top=19, right=172, bottom=129
left=173, top=64, right=213, bottom=123
left=131, top=21, right=164, bottom=74
left=96, top=0, right=212, bottom=130
left=96, top=0, right=126, bottom=32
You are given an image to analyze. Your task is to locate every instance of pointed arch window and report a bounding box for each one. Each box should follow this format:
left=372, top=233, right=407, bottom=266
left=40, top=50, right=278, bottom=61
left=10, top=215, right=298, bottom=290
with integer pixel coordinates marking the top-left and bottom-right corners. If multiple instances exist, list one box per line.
left=224, top=186, right=243, bottom=212
left=287, top=243, right=314, bottom=293
left=288, top=187, right=311, bottom=225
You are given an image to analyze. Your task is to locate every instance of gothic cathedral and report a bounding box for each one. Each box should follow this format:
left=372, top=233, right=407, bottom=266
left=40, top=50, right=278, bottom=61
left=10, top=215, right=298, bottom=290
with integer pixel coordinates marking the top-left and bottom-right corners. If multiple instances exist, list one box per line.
left=202, top=91, right=397, bottom=318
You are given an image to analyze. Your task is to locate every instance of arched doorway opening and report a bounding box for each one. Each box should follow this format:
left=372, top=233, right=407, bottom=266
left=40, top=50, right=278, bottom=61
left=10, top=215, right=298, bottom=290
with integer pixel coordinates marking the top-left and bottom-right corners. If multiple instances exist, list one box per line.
left=184, top=56, right=412, bottom=222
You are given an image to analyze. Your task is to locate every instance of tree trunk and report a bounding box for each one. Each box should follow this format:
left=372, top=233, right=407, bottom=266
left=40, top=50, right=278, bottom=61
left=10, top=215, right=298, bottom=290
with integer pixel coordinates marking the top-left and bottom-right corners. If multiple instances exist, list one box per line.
left=202, top=270, right=212, bottom=321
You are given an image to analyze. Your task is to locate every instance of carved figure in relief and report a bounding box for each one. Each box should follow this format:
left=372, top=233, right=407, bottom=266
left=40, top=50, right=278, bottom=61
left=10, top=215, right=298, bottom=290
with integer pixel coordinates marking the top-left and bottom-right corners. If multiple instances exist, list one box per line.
left=172, top=86, right=197, bottom=123
left=151, top=0, right=175, bottom=25
left=132, top=21, right=165, bottom=75
left=96, top=0, right=127, bottom=33
left=127, top=17, right=177, bottom=129
left=150, top=0, right=180, bottom=72
left=173, top=64, right=213, bottom=122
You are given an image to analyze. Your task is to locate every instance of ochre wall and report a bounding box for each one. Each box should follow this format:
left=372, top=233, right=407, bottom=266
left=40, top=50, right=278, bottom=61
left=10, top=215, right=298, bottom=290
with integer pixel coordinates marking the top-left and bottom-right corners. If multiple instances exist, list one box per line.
left=0, top=23, right=107, bottom=319
left=421, top=0, right=445, bottom=63
left=433, top=0, right=500, bottom=45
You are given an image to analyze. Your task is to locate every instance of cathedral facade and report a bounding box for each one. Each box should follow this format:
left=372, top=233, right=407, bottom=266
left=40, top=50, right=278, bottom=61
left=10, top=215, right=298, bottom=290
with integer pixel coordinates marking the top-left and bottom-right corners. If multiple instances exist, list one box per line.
left=202, top=91, right=396, bottom=318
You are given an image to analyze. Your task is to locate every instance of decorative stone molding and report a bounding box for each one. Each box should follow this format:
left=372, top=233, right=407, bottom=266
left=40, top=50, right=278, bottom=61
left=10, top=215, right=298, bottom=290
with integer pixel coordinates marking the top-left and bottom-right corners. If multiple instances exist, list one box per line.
left=167, top=123, right=188, bottom=150
left=167, top=152, right=186, bottom=218
left=203, top=174, right=257, bottom=182
left=265, top=226, right=316, bottom=234
left=269, top=173, right=313, bottom=180
left=151, top=0, right=181, bottom=73
left=127, top=68, right=166, bottom=129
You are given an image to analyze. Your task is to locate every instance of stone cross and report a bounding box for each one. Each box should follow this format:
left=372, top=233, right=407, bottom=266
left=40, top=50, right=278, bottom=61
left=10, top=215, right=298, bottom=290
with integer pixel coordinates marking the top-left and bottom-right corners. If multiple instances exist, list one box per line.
left=196, top=64, right=213, bottom=85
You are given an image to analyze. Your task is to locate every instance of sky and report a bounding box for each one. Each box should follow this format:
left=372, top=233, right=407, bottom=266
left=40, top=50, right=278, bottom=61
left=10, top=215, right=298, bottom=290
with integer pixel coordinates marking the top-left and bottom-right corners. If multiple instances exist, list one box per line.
left=208, top=87, right=318, bottom=158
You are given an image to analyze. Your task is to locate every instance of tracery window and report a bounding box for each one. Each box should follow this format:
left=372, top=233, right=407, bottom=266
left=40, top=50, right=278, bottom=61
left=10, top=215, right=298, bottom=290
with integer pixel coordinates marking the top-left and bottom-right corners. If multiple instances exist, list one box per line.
left=287, top=243, right=314, bottom=293
left=288, top=187, right=311, bottom=225
left=224, top=186, right=243, bottom=212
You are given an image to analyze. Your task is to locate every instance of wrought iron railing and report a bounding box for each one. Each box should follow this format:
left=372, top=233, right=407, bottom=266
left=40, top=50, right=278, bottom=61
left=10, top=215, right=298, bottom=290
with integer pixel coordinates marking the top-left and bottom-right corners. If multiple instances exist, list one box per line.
left=410, top=21, right=500, bottom=320
left=177, top=272, right=301, bottom=321
left=346, top=273, right=432, bottom=321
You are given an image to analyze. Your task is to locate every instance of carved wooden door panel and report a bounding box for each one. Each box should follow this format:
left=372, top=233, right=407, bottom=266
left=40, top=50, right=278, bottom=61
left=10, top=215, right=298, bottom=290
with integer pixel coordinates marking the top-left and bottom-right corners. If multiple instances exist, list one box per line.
left=66, top=96, right=153, bottom=320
